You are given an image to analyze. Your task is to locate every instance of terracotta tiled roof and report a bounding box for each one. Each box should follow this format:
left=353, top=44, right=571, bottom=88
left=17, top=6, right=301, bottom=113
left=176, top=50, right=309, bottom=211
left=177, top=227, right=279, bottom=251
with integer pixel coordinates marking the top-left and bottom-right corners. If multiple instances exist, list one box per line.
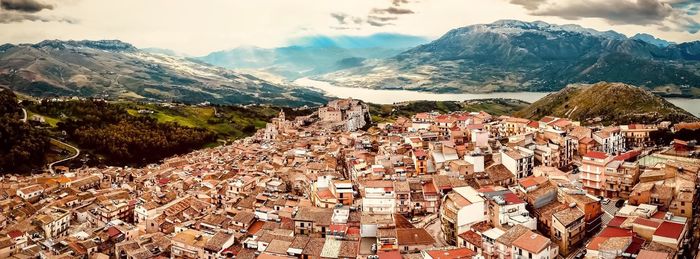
left=654, top=221, right=684, bottom=240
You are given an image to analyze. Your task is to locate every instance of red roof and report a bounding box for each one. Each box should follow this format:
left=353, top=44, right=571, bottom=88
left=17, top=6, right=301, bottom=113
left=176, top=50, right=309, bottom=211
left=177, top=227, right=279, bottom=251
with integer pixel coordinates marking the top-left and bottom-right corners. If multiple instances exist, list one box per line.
left=458, top=230, right=483, bottom=247
left=347, top=227, right=361, bottom=236
left=7, top=230, right=23, bottom=239
left=329, top=224, right=348, bottom=233
left=518, top=177, right=538, bottom=189
left=654, top=221, right=685, bottom=240
left=317, top=188, right=334, bottom=199
left=158, top=178, right=170, bottom=185
left=422, top=181, right=437, bottom=194
left=614, top=150, right=641, bottom=161
left=585, top=151, right=609, bottom=160
left=552, top=119, right=571, bottom=128
left=106, top=226, right=122, bottom=238
left=598, top=227, right=633, bottom=238
left=247, top=220, right=264, bottom=235
left=425, top=248, right=475, bottom=259
left=502, top=192, right=525, bottom=205
left=633, top=218, right=661, bottom=228
left=540, top=116, right=556, bottom=123
left=378, top=250, right=402, bottom=259
left=527, top=121, right=539, bottom=128
left=414, top=149, right=427, bottom=157
left=607, top=216, right=627, bottom=228
left=625, top=236, right=645, bottom=254
left=588, top=227, right=634, bottom=251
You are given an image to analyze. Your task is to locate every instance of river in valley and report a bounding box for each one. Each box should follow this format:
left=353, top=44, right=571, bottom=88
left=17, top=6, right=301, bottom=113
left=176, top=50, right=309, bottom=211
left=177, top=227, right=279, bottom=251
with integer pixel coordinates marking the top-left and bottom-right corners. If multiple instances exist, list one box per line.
left=294, top=78, right=700, bottom=117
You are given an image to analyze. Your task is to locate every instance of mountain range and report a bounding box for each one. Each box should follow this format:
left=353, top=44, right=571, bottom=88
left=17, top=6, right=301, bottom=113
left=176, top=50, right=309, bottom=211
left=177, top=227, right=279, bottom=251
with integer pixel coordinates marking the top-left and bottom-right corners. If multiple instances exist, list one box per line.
left=197, top=34, right=428, bottom=80
left=316, top=20, right=700, bottom=97
left=0, top=40, right=327, bottom=106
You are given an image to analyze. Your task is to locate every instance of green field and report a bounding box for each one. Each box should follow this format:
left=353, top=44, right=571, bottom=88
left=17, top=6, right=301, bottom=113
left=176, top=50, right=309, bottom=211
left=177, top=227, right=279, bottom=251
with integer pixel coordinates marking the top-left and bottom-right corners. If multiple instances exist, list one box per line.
left=370, top=99, right=530, bottom=123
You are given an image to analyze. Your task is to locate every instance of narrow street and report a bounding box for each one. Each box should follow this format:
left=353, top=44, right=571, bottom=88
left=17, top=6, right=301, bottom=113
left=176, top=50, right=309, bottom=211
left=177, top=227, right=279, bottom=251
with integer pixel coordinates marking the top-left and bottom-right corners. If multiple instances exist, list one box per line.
left=424, top=216, right=447, bottom=247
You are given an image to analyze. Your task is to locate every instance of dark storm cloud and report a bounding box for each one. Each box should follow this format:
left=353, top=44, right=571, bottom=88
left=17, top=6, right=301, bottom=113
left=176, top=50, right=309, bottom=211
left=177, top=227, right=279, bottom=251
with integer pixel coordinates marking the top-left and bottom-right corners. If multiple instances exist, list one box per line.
left=392, top=0, right=409, bottom=6
left=330, top=12, right=350, bottom=24
left=371, top=7, right=414, bottom=15
left=533, top=0, right=673, bottom=25
left=330, top=0, right=416, bottom=30
left=0, top=12, right=76, bottom=23
left=329, top=12, right=363, bottom=30
left=0, top=0, right=52, bottom=13
left=366, top=15, right=397, bottom=27
left=509, top=0, right=546, bottom=11
left=508, top=0, right=700, bottom=33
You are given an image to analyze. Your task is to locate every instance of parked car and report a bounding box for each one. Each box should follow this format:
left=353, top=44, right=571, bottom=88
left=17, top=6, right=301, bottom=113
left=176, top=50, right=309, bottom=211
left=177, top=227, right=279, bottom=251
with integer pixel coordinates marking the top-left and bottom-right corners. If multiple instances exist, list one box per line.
left=615, top=199, right=625, bottom=208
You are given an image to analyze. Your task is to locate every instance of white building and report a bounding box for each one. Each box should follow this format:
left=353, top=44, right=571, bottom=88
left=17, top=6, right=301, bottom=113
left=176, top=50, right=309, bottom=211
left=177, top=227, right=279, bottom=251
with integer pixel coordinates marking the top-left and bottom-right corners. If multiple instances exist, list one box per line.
left=512, top=231, right=558, bottom=259
left=501, top=147, right=535, bottom=179
left=17, top=185, right=43, bottom=201
left=489, top=193, right=537, bottom=230
left=440, top=186, right=486, bottom=245
left=593, top=127, right=625, bottom=155
left=362, top=181, right=396, bottom=214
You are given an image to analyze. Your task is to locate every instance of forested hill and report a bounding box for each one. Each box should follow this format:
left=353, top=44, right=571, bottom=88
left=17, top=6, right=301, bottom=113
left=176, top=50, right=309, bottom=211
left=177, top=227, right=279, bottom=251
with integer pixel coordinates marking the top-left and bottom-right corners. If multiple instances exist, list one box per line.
left=0, top=88, right=50, bottom=172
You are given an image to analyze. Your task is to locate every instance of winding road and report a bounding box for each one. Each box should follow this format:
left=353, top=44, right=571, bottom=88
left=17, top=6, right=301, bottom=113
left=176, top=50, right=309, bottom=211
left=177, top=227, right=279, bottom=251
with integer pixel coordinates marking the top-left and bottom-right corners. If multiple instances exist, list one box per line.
left=47, top=139, right=80, bottom=174
left=20, top=107, right=27, bottom=122
left=19, top=108, right=80, bottom=173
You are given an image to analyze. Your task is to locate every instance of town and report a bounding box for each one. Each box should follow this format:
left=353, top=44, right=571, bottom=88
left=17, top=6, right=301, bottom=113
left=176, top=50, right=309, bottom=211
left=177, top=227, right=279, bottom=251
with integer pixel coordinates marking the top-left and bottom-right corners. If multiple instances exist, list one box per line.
left=1, top=98, right=699, bottom=259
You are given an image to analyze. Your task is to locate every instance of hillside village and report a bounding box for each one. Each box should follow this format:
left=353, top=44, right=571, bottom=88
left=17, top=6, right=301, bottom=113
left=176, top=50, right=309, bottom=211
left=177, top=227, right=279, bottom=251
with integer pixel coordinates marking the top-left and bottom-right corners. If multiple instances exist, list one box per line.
left=0, top=98, right=699, bottom=259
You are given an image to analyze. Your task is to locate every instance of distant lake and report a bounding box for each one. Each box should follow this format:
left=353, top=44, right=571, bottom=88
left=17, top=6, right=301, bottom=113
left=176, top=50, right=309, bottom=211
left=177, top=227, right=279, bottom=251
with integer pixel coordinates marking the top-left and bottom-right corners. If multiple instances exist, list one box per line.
left=295, top=78, right=700, bottom=117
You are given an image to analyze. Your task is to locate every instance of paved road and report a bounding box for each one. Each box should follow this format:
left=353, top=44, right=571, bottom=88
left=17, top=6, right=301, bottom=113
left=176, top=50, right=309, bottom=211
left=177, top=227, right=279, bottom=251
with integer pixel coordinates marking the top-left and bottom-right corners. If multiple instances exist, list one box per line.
left=424, top=215, right=447, bottom=247
left=18, top=108, right=81, bottom=174
left=20, top=108, right=27, bottom=122
left=601, top=198, right=622, bottom=225
left=47, top=139, right=80, bottom=174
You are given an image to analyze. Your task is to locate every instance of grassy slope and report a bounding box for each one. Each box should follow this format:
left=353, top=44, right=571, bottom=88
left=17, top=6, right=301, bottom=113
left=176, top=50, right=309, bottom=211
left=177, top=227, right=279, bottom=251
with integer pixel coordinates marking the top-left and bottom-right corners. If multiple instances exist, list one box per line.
left=370, top=99, right=530, bottom=123
left=120, top=102, right=287, bottom=140
left=514, top=82, right=698, bottom=125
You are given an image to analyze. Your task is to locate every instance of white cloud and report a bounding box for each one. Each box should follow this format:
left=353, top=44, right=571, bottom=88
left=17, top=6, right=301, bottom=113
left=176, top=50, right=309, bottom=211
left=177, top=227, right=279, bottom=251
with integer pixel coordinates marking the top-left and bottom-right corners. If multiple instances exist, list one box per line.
left=0, top=0, right=697, bottom=56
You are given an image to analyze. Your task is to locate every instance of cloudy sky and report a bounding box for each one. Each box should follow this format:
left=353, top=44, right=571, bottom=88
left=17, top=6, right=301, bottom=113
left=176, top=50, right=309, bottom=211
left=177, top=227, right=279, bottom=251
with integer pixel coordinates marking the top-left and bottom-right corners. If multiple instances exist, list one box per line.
left=0, top=0, right=698, bottom=55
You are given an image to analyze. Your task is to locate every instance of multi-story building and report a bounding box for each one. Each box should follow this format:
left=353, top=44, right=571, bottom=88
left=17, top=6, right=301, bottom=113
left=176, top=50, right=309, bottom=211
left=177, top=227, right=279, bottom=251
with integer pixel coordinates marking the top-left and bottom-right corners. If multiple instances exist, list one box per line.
left=580, top=151, right=613, bottom=196
left=440, top=186, right=486, bottom=245
left=603, top=161, right=640, bottom=198
left=593, top=127, right=625, bottom=155
left=34, top=207, right=71, bottom=239
left=94, top=199, right=133, bottom=225
left=394, top=181, right=411, bottom=215
left=551, top=207, right=585, bottom=256
left=329, top=180, right=354, bottom=206
left=502, top=117, right=531, bottom=137
left=488, top=192, right=536, bottom=230
left=171, top=229, right=209, bottom=259
left=512, top=230, right=558, bottom=259
left=362, top=181, right=396, bottom=214
left=412, top=149, right=428, bottom=175
left=620, top=124, right=658, bottom=148
left=501, top=147, right=535, bottom=179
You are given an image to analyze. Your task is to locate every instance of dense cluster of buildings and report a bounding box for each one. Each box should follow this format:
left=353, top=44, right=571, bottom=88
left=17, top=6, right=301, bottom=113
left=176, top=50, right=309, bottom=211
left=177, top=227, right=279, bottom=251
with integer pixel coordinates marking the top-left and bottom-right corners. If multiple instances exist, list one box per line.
left=0, top=98, right=698, bottom=259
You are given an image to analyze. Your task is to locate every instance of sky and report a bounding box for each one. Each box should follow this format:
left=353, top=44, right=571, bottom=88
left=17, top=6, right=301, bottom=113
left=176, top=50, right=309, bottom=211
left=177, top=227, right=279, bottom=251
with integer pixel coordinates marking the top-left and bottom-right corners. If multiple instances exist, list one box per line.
left=0, top=0, right=698, bottom=56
